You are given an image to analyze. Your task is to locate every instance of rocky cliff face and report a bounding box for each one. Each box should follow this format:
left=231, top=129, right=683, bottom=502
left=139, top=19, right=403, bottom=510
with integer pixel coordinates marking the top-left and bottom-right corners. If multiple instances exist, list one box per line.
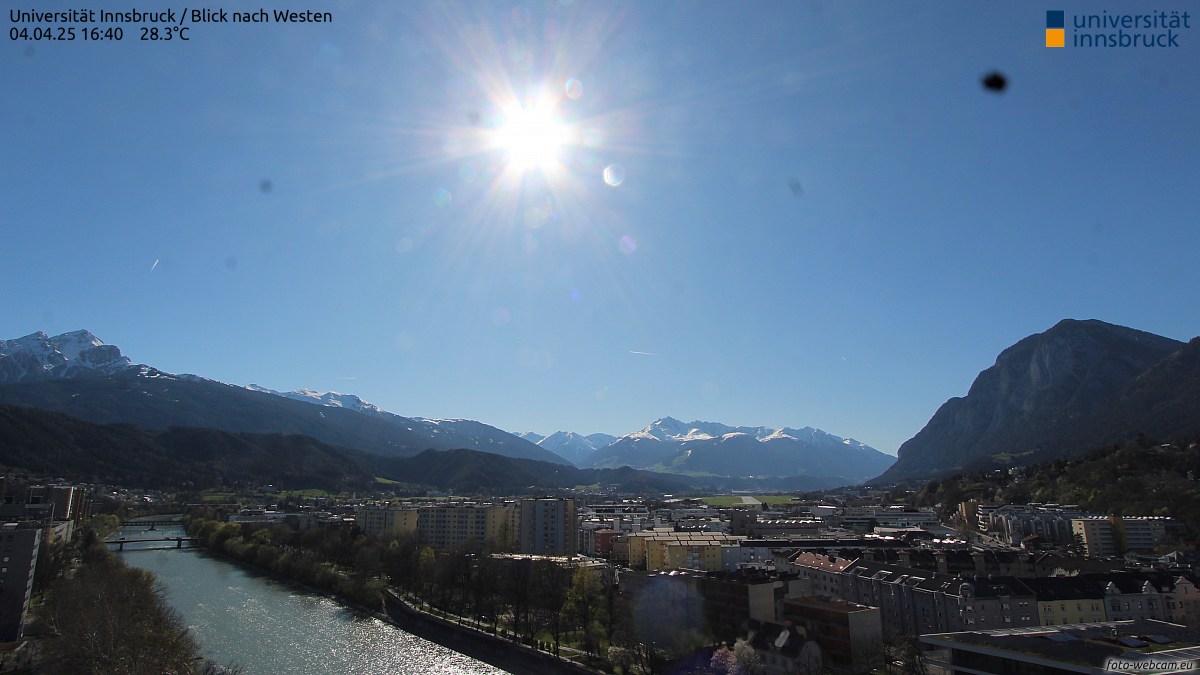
left=876, top=319, right=1186, bottom=482
left=0, top=330, right=136, bottom=383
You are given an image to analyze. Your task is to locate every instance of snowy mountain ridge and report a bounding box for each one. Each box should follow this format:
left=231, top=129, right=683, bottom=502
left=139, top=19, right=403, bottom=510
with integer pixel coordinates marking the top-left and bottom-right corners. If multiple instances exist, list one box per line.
left=0, top=330, right=139, bottom=384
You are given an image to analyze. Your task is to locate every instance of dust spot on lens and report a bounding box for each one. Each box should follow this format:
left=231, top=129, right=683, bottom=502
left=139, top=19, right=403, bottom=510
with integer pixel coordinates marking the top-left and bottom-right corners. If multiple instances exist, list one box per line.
left=225, top=256, right=239, bottom=271
left=787, top=177, right=804, bottom=198
left=982, top=71, right=1007, bottom=93
left=259, top=179, right=273, bottom=193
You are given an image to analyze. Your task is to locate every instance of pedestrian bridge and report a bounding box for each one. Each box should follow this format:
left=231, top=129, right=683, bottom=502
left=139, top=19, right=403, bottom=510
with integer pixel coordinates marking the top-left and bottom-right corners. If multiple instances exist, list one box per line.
left=106, top=536, right=198, bottom=551
left=117, top=519, right=185, bottom=529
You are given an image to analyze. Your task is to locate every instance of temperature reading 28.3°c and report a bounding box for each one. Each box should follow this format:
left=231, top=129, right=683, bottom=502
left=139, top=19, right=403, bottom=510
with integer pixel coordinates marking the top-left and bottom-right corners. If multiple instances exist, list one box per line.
left=140, top=26, right=189, bottom=41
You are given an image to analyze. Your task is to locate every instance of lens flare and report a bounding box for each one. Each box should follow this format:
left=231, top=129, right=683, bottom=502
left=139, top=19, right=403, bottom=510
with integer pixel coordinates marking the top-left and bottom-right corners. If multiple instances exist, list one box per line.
left=603, top=164, right=625, bottom=186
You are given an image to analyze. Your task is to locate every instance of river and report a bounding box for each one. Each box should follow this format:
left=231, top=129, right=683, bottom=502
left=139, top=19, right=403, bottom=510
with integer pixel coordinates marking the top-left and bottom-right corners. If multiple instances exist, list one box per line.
left=115, top=523, right=508, bottom=674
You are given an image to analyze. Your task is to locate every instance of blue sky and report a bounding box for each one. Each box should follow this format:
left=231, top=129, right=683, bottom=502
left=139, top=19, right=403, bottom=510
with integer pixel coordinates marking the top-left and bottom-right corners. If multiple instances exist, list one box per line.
left=4, top=1, right=1198, bottom=454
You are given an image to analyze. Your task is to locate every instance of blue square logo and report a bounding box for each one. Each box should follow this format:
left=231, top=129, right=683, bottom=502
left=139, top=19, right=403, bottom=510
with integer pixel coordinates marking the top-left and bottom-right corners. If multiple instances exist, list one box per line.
left=1046, top=10, right=1065, bottom=29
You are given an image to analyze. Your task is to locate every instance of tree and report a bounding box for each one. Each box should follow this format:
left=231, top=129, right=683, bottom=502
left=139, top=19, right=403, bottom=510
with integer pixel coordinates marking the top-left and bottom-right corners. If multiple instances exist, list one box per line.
left=530, top=560, right=569, bottom=653
left=710, top=640, right=763, bottom=675
left=40, top=559, right=201, bottom=674
left=501, top=557, right=533, bottom=637
left=564, top=566, right=605, bottom=655
left=885, top=634, right=928, bottom=675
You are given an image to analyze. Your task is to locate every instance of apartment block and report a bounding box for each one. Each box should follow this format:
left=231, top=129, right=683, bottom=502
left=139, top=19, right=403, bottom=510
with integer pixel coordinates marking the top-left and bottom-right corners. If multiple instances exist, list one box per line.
left=356, top=506, right=419, bottom=540
left=518, top=498, right=576, bottom=555
left=1072, top=516, right=1170, bottom=556
left=0, top=525, right=40, bottom=642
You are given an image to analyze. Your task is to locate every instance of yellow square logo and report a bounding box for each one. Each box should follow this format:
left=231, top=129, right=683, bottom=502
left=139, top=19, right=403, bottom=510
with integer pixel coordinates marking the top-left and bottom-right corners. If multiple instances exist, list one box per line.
left=1046, top=28, right=1065, bottom=48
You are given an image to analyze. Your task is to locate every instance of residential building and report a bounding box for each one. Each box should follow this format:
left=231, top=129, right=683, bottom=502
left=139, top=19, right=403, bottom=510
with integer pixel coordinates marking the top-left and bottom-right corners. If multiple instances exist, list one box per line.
left=356, top=506, right=419, bottom=540
left=624, top=530, right=743, bottom=570
left=1072, top=516, right=1170, bottom=556
left=420, top=502, right=518, bottom=551
left=0, top=524, right=40, bottom=642
left=921, top=619, right=1200, bottom=675
left=1022, top=576, right=1107, bottom=626
left=518, top=498, right=576, bottom=556
left=781, top=596, right=883, bottom=674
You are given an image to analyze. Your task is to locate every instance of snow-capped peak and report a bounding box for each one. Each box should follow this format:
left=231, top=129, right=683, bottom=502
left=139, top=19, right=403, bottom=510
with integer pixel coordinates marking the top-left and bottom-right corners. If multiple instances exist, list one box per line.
left=245, top=385, right=386, bottom=417
left=0, top=330, right=137, bottom=384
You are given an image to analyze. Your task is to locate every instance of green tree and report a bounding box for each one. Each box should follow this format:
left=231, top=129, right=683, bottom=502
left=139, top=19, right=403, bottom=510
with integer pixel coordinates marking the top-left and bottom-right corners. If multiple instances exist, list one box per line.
left=564, top=566, right=605, bottom=655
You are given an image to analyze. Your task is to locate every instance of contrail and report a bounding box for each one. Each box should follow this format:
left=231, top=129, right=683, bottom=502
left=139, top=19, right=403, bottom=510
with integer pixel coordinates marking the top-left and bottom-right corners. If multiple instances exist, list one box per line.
left=150, top=259, right=159, bottom=271
left=629, top=350, right=656, bottom=356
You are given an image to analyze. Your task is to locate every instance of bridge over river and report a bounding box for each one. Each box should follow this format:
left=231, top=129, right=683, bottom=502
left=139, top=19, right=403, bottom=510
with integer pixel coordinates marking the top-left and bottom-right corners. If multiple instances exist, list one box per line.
left=117, top=519, right=185, bottom=529
left=106, top=536, right=198, bottom=551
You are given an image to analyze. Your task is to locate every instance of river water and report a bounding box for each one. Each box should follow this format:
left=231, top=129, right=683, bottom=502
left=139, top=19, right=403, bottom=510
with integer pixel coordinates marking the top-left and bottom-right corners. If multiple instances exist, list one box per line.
left=116, top=523, right=507, bottom=674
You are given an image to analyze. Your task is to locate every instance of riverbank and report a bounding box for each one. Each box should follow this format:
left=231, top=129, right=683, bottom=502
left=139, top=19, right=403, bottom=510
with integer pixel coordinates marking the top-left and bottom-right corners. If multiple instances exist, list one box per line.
left=382, top=590, right=605, bottom=675
left=122, top=538, right=504, bottom=674
left=179, top=535, right=604, bottom=675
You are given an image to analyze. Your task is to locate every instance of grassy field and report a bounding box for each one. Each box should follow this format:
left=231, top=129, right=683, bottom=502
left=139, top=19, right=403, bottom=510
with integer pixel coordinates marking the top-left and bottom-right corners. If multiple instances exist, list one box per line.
left=700, top=494, right=798, bottom=507
left=280, top=488, right=335, bottom=498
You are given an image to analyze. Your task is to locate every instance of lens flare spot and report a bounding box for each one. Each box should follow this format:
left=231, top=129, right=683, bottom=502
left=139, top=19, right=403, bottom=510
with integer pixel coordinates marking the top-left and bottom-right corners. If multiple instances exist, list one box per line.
left=522, top=233, right=539, bottom=253
left=491, top=307, right=511, bottom=325
left=603, top=164, right=625, bottom=187
left=433, top=188, right=452, bottom=207
left=618, top=235, right=637, bottom=255
left=565, top=78, right=584, bottom=100
left=518, top=347, right=555, bottom=370
left=524, top=203, right=554, bottom=228
left=395, top=238, right=414, bottom=253
left=511, top=6, right=531, bottom=29
left=570, top=288, right=581, bottom=302
left=459, top=162, right=477, bottom=183
left=594, top=386, right=608, bottom=401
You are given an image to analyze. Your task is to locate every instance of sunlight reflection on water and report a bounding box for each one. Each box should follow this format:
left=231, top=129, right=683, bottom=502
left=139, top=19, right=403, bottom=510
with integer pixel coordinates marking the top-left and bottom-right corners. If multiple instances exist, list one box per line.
left=120, top=527, right=506, bottom=675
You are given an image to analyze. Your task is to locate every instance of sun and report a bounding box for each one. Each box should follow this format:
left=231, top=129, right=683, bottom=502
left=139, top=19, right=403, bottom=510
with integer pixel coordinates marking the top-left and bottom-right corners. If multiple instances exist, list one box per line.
left=494, top=101, right=570, bottom=171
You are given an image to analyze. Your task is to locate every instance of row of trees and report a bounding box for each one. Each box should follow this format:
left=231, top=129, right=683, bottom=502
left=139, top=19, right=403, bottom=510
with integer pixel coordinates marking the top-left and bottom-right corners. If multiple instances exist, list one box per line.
left=34, top=519, right=229, bottom=674
left=185, top=512, right=721, bottom=672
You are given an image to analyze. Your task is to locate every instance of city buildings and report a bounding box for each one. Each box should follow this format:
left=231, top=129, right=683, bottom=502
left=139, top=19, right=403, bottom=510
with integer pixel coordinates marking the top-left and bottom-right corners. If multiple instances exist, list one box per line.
left=921, top=619, right=1200, bottom=675
left=518, top=498, right=576, bottom=555
left=1072, top=516, right=1171, bottom=557
left=0, top=525, right=40, bottom=642
left=358, top=498, right=580, bottom=555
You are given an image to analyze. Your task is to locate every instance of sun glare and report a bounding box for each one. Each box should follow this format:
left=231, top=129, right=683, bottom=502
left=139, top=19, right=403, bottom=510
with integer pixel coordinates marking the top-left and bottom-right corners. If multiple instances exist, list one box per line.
left=494, top=103, right=570, bottom=171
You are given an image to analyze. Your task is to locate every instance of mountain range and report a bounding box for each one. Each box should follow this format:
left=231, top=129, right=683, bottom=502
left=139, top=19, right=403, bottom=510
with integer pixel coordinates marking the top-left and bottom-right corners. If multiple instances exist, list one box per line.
left=7, top=319, right=1191, bottom=492
left=0, top=404, right=690, bottom=494
left=516, top=431, right=618, bottom=466
left=0, top=331, right=566, bottom=466
left=875, top=319, right=1200, bottom=483
left=0, top=330, right=885, bottom=489
left=544, top=417, right=895, bottom=485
